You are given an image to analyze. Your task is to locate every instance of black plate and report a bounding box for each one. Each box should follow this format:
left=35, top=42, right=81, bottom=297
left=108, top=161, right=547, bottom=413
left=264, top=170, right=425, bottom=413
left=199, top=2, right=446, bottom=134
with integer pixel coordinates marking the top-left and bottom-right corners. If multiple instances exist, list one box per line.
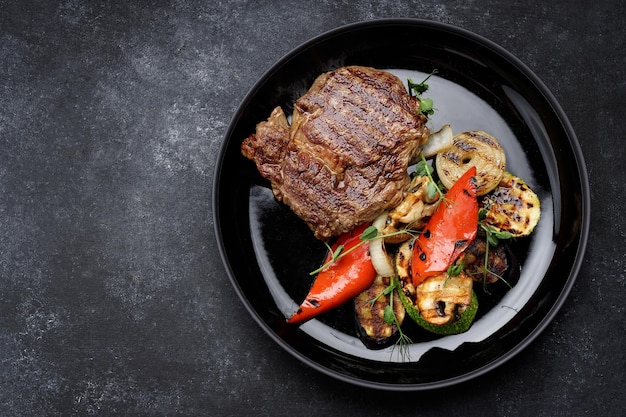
left=213, top=19, right=590, bottom=390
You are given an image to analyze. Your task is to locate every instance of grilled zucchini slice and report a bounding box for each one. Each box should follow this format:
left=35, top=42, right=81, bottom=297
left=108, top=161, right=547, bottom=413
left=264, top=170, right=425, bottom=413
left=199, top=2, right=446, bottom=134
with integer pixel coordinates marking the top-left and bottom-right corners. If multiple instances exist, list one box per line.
left=481, top=172, right=541, bottom=237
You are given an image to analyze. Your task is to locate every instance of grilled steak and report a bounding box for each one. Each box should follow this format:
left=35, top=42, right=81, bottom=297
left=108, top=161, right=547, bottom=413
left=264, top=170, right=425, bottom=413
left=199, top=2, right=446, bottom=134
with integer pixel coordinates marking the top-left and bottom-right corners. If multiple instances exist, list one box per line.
left=241, top=66, right=429, bottom=239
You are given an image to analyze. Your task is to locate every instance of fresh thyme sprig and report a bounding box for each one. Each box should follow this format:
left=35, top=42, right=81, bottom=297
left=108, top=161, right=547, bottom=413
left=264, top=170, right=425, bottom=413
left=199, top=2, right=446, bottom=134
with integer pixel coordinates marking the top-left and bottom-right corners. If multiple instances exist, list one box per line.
left=309, top=227, right=417, bottom=276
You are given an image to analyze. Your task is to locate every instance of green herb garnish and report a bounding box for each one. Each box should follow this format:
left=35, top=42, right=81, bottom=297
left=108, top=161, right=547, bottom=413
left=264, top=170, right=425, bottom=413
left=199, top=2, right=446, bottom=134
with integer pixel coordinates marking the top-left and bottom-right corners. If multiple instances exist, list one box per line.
left=408, top=70, right=438, bottom=117
left=415, top=152, right=445, bottom=202
left=446, top=260, right=464, bottom=277
left=309, top=226, right=417, bottom=276
left=377, top=281, right=412, bottom=361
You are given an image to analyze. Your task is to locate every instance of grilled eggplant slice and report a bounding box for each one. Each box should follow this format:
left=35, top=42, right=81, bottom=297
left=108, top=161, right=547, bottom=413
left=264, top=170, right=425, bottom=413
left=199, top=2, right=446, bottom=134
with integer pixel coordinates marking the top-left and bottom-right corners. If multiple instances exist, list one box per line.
left=395, top=240, right=478, bottom=335
left=436, top=131, right=506, bottom=196
left=463, top=237, right=509, bottom=284
left=481, top=172, right=541, bottom=237
left=354, top=275, right=405, bottom=349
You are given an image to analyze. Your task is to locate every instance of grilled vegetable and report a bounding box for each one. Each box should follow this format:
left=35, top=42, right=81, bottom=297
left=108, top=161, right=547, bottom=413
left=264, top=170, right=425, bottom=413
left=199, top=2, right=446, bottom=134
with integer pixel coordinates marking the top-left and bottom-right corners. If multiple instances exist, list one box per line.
left=380, top=175, right=440, bottom=244
left=288, top=223, right=377, bottom=324
left=354, top=275, right=406, bottom=349
left=395, top=238, right=414, bottom=286
left=413, top=272, right=475, bottom=326
left=369, top=213, right=395, bottom=277
left=395, top=240, right=478, bottom=335
left=436, top=131, right=506, bottom=196
left=463, top=236, right=509, bottom=284
left=411, top=166, right=478, bottom=286
left=481, top=172, right=541, bottom=237
left=421, top=124, right=454, bottom=158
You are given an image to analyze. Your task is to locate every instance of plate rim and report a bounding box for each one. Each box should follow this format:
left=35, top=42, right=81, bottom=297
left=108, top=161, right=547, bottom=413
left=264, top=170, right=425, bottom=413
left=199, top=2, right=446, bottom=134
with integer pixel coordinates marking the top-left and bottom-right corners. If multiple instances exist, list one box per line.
left=212, top=18, right=591, bottom=391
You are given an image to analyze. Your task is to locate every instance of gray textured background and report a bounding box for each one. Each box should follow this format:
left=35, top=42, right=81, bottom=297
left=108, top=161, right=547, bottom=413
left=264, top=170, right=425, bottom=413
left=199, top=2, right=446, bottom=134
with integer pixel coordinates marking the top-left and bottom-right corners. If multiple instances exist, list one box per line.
left=1, top=0, right=624, bottom=415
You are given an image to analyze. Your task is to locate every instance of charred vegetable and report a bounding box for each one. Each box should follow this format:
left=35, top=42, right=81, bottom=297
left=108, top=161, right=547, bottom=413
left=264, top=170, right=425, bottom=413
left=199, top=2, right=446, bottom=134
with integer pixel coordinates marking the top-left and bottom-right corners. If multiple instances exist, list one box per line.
left=436, top=131, right=506, bottom=196
left=463, top=237, right=509, bottom=284
left=413, top=272, right=476, bottom=326
left=380, top=175, right=440, bottom=244
left=395, top=240, right=478, bottom=335
left=481, top=172, right=541, bottom=237
left=288, top=223, right=377, bottom=324
left=354, top=275, right=406, bottom=349
left=410, top=166, right=478, bottom=286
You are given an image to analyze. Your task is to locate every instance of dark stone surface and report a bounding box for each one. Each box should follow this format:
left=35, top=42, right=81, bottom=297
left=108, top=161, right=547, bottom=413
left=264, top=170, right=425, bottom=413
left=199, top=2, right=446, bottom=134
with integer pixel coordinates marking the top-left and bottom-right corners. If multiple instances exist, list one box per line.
left=0, top=0, right=623, bottom=415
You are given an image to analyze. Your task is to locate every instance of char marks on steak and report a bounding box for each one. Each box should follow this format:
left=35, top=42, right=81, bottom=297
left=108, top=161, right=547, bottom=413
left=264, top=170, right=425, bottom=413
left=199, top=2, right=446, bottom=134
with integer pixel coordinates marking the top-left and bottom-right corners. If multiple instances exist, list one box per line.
left=241, top=66, right=429, bottom=239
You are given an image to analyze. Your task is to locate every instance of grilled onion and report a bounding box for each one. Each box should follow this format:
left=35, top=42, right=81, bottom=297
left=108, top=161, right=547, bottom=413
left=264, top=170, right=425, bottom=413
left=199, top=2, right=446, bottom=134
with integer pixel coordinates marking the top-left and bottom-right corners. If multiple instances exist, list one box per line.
left=369, top=212, right=395, bottom=277
left=435, top=131, right=506, bottom=196
left=421, top=124, right=454, bottom=158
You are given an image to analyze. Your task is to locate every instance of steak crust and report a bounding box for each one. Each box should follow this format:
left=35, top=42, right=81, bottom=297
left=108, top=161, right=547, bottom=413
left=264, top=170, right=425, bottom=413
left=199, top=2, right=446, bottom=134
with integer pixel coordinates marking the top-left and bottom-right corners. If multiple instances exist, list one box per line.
left=241, top=66, right=429, bottom=240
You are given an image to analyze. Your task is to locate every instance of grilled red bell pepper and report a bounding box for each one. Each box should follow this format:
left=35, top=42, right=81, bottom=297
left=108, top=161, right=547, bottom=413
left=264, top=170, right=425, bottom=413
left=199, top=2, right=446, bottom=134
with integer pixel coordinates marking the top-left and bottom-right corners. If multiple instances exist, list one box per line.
left=411, top=166, right=478, bottom=286
left=288, top=223, right=377, bottom=324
